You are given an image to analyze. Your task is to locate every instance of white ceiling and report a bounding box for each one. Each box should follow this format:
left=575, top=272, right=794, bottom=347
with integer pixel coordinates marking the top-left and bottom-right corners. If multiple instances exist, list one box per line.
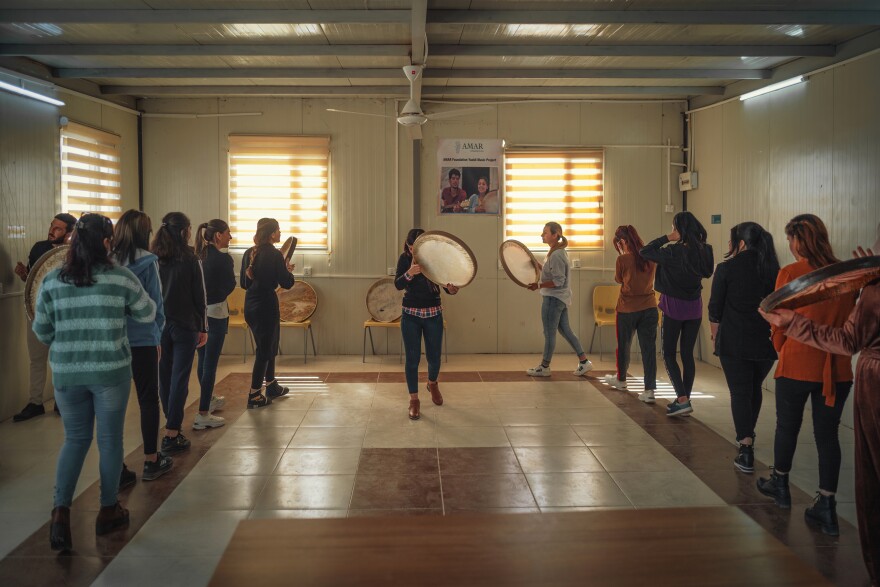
left=0, top=1, right=878, bottom=104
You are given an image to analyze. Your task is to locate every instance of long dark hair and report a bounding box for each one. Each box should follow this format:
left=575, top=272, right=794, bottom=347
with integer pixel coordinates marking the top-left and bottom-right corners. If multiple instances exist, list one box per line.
left=403, top=228, right=424, bottom=256
left=195, top=218, right=229, bottom=260
left=60, top=214, right=114, bottom=287
left=613, top=225, right=650, bottom=272
left=246, top=218, right=280, bottom=280
left=785, top=214, right=839, bottom=269
left=150, top=212, right=193, bottom=263
left=112, top=209, right=152, bottom=265
left=673, top=211, right=708, bottom=247
left=726, top=221, right=780, bottom=281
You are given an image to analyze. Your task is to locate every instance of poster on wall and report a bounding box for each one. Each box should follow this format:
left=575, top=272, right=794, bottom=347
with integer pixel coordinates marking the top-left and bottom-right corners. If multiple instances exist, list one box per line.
left=437, top=139, right=503, bottom=215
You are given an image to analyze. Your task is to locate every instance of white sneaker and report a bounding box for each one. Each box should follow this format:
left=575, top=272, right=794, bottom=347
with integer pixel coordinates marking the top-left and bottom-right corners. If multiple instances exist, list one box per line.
left=209, top=395, right=226, bottom=412
left=193, top=413, right=225, bottom=430
left=602, top=374, right=627, bottom=389
left=527, top=365, right=552, bottom=377
left=638, top=390, right=656, bottom=404
left=572, top=360, right=594, bottom=377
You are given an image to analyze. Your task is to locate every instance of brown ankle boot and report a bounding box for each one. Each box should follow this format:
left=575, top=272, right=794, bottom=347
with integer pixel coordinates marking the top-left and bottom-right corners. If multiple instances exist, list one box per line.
left=426, top=381, right=443, bottom=406
left=408, top=398, right=421, bottom=420
left=50, top=506, right=72, bottom=552
left=95, top=502, right=129, bottom=535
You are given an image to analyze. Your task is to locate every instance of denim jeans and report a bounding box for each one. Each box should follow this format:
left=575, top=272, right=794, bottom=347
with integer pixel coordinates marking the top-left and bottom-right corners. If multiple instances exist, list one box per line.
left=615, top=307, right=658, bottom=389
left=197, top=316, right=228, bottom=412
left=661, top=315, right=701, bottom=399
left=720, top=356, right=774, bottom=443
left=773, top=377, right=852, bottom=492
left=541, top=296, right=584, bottom=364
left=53, top=379, right=131, bottom=508
left=400, top=312, right=443, bottom=394
left=159, top=322, right=199, bottom=431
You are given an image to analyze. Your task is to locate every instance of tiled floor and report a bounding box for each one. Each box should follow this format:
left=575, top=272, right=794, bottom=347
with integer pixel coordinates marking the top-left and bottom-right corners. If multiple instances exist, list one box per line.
left=0, top=353, right=865, bottom=586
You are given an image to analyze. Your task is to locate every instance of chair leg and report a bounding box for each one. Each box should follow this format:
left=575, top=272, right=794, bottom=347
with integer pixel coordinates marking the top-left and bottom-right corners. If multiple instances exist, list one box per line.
left=303, top=327, right=307, bottom=364
left=242, top=328, right=246, bottom=363
left=368, top=328, right=376, bottom=355
left=309, top=326, right=316, bottom=357
left=362, top=327, right=367, bottom=363
left=598, top=328, right=604, bottom=362
left=589, top=323, right=597, bottom=354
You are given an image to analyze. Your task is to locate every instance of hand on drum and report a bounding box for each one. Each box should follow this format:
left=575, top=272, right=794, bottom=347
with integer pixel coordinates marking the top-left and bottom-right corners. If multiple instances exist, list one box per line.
left=527, top=282, right=539, bottom=291
left=14, top=262, right=28, bottom=282
left=759, top=308, right=795, bottom=329
left=286, top=261, right=295, bottom=273
left=854, top=245, right=876, bottom=258
left=408, top=261, right=422, bottom=276
left=445, top=283, right=459, bottom=295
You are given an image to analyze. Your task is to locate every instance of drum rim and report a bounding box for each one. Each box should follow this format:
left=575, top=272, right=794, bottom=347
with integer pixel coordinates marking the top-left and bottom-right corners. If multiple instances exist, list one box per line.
left=759, top=255, right=880, bottom=312
left=365, top=277, right=403, bottom=323
left=24, top=245, right=69, bottom=321
left=279, top=236, right=296, bottom=264
left=499, top=239, right=540, bottom=288
left=277, top=279, right=318, bottom=322
left=412, top=230, right=478, bottom=288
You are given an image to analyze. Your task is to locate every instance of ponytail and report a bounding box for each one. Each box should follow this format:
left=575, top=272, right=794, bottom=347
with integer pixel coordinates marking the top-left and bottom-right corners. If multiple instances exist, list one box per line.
left=61, top=214, right=114, bottom=287
left=194, top=219, right=230, bottom=260
left=613, top=225, right=651, bottom=273
left=726, top=221, right=780, bottom=282
left=150, top=211, right=193, bottom=263
left=784, top=214, right=839, bottom=269
left=545, top=222, right=568, bottom=257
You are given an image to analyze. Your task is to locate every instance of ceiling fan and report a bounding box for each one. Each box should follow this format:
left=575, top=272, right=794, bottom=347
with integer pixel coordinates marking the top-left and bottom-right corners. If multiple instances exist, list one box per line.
left=326, top=65, right=491, bottom=139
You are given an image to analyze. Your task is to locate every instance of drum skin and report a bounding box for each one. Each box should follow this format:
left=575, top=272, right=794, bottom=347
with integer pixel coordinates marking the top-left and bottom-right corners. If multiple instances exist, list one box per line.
left=411, top=231, right=478, bottom=288
left=499, top=240, right=540, bottom=288
left=24, top=245, right=69, bottom=321
left=277, top=280, right=317, bottom=322
left=280, top=236, right=297, bottom=264
left=760, top=255, right=880, bottom=312
left=366, top=278, right=404, bottom=322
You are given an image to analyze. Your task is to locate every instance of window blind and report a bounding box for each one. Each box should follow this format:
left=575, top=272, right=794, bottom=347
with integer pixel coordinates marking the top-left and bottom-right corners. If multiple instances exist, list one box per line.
left=60, top=122, right=123, bottom=221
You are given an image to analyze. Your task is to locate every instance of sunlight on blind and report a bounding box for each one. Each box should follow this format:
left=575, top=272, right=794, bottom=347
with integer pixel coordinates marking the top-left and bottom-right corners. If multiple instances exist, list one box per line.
left=228, top=135, right=330, bottom=250
left=61, top=122, right=122, bottom=222
left=504, top=150, right=604, bottom=250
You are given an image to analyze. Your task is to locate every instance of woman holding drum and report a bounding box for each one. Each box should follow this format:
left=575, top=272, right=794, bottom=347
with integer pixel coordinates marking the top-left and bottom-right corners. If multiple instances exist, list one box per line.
left=526, top=222, right=593, bottom=378
left=395, top=228, right=459, bottom=420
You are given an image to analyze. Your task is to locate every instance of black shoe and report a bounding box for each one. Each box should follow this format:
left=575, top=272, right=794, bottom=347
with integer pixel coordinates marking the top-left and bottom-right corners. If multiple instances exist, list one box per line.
left=805, top=493, right=839, bottom=536
left=54, top=403, right=61, bottom=416
left=734, top=444, right=754, bottom=474
left=95, top=502, right=129, bottom=536
left=142, top=454, right=173, bottom=481
left=118, top=464, right=136, bottom=492
left=161, top=433, right=191, bottom=454
left=247, top=391, right=272, bottom=409
left=266, top=381, right=289, bottom=399
left=49, top=506, right=72, bottom=552
left=13, top=402, right=45, bottom=422
left=757, top=468, right=791, bottom=508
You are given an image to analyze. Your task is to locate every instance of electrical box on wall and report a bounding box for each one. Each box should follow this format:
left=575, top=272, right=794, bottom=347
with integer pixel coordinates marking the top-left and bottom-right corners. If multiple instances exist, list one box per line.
left=679, top=171, right=699, bottom=191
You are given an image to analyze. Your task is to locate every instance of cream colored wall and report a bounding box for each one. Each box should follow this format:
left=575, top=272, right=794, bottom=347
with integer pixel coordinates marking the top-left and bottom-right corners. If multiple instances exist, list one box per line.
left=0, top=91, right=138, bottom=420
left=141, top=98, right=684, bottom=357
left=690, top=51, right=880, bottom=426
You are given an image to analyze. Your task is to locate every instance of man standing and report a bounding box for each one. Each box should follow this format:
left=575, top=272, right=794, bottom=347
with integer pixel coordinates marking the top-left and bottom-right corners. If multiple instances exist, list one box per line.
left=440, top=169, right=467, bottom=212
left=13, top=213, right=76, bottom=422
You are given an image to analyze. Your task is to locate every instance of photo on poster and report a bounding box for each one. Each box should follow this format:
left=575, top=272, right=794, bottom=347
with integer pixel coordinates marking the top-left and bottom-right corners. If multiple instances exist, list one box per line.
left=437, top=139, right=503, bottom=215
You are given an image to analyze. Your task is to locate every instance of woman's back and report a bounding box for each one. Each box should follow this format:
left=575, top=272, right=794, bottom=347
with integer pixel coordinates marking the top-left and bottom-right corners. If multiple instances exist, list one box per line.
left=615, top=253, right=656, bottom=312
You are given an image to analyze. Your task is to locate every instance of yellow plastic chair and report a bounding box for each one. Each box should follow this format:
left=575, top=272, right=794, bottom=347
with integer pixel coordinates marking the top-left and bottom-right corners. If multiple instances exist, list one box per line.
left=226, top=287, right=254, bottom=363
left=589, top=285, right=620, bottom=361
left=279, top=319, right=316, bottom=364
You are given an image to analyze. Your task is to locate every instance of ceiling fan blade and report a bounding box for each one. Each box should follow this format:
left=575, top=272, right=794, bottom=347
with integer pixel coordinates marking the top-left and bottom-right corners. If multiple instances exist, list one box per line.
left=424, top=106, right=493, bottom=121
left=407, top=125, right=423, bottom=140
left=325, top=108, right=393, bottom=119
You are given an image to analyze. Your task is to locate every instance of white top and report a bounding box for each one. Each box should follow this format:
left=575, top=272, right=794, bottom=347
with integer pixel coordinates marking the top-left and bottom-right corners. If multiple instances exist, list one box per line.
left=540, top=249, right=572, bottom=306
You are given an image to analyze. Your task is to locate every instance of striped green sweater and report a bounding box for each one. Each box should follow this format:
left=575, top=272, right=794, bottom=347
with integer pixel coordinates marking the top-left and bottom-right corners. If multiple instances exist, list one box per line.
left=33, top=265, right=156, bottom=388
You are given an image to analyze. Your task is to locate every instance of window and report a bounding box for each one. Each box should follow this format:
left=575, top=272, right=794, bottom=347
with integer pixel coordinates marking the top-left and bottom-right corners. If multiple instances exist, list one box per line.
left=60, top=122, right=123, bottom=221
left=228, top=135, right=330, bottom=250
left=503, top=150, right=604, bottom=250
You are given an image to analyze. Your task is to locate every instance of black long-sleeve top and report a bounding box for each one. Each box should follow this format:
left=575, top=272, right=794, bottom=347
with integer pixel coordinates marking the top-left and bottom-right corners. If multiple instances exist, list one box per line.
left=240, top=245, right=294, bottom=317
left=394, top=252, right=449, bottom=309
left=640, top=235, right=714, bottom=300
left=201, top=245, right=236, bottom=305
left=158, top=254, right=207, bottom=332
left=707, top=249, right=778, bottom=360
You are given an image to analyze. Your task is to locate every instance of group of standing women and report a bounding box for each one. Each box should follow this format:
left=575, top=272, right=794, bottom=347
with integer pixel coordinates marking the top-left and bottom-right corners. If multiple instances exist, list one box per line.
left=36, top=210, right=294, bottom=552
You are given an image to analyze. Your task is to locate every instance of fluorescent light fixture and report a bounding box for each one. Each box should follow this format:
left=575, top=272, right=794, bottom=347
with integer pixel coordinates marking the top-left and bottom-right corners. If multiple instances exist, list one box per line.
left=740, top=76, right=805, bottom=101
left=0, top=79, right=65, bottom=106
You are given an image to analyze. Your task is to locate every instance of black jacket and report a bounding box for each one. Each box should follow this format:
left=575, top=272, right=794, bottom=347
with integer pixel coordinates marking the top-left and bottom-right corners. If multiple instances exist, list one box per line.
left=394, top=252, right=447, bottom=309
left=640, top=235, right=714, bottom=300
left=240, top=245, right=295, bottom=329
left=28, top=240, right=54, bottom=269
left=157, top=255, right=207, bottom=332
left=708, top=249, right=778, bottom=360
left=201, top=246, right=236, bottom=306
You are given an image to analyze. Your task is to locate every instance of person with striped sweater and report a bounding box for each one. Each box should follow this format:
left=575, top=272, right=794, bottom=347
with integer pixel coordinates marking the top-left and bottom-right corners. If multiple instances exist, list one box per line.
left=33, top=213, right=156, bottom=552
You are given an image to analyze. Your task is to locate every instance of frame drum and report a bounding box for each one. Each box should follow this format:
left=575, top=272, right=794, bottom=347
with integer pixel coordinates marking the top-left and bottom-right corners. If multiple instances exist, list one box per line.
left=277, top=281, right=317, bottom=323
left=499, top=240, right=540, bottom=288
left=24, top=245, right=69, bottom=321
left=280, top=236, right=297, bottom=264
left=411, top=231, right=478, bottom=288
left=366, top=278, right=404, bottom=322
left=760, top=255, right=880, bottom=312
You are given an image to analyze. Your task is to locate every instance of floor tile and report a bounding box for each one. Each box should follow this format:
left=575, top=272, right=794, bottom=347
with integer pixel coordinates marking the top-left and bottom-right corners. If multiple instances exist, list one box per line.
left=190, top=448, right=284, bottom=476
left=118, top=509, right=249, bottom=557
left=162, top=475, right=268, bottom=511
left=590, top=445, right=688, bottom=473
left=212, top=427, right=298, bottom=449
left=441, top=474, right=536, bottom=509
left=495, top=408, right=568, bottom=426
left=571, top=424, right=657, bottom=446
left=255, top=475, right=356, bottom=510
left=356, top=448, right=438, bottom=476
left=233, top=409, right=307, bottom=428
left=276, top=448, right=362, bottom=475
left=363, top=425, right=438, bottom=448
left=288, top=426, right=366, bottom=448
left=350, top=474, right=442, bottom=509
left=609, top=471, right=725, bottom=508
left=249, top=509, right=346, bottom=520
left=92, top=555, right=222, bottom=587
left=513, top=447, right=605, bottom=474
left=526, top=472, right=632, bottom=508
left=436, top=426, right=511, bottom=448
left=433, top=406, right=501, bottom=427
left=300, top=409, right=372, bottom=427
left=438, top=447, right=522, bottom=475
left=505, top=426, right=585, bottom=447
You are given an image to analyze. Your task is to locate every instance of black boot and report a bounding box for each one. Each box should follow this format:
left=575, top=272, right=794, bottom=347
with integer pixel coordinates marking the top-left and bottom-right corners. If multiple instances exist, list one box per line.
left=734, top=443, right=754, bottom=474
left=805, top=493, right=839, bottom=536
left=757, top=468, right=791, bottom=508
left=49, top=506, right=72, bottom=552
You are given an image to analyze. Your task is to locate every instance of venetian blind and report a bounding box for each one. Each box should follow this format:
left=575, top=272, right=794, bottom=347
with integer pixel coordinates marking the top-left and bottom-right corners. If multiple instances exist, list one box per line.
left=228, top=135, right=330, bottom=250
left=60, top=122, right=123, bottom=221
left=503, top=150, right=604, bottom=250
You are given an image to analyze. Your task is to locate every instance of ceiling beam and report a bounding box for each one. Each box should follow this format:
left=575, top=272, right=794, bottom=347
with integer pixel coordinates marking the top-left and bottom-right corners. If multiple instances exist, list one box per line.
left=1, top=9, right=875, bottom=26
left=410, top=0, right=427, bottom=109
left=0, top=44, right=836, bottom=58
left=100, top=85, right=724, bottom=96
left=54, top=67, right=771, bottom=80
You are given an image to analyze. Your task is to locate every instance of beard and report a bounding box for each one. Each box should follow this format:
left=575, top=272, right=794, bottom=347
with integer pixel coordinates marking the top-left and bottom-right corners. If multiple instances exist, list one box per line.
left=49, top=234, right=66, bottom=245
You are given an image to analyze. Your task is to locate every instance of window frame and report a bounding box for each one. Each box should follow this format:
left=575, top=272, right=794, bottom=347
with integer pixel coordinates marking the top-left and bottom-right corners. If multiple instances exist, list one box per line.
left=60, top=121, right=123, bottom=222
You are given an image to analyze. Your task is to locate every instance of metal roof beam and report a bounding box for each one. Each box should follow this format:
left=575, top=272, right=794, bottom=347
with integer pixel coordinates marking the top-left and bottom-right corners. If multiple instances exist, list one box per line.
left=56, top=67, right=770, bottom=80
left=0, top=10, right=409, bottom=24
left=0, top=44, right=412, bottom=57
left=100, top=84, right=723, bottom=96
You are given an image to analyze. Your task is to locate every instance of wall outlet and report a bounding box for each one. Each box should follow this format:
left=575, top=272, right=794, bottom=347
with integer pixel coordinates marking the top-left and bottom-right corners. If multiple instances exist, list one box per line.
left=664, top=204, right=675, bottom=213
left=387, top=266, right=395, bottom=276
left=572, top=258, right=581, bottom=268
left=303, top=266, right=312, bottom=277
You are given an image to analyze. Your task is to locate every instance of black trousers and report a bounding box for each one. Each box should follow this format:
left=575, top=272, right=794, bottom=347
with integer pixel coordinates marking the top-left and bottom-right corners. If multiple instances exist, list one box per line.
left=719, top=356, right=774, bottom=443
left=773, top=377, right=852, bottom=492
left=249, top=320, right=280, bottom=390
left=615, top=307, right=658, bottom=390
left=661, top=315, right=701, bottom=399
left=130, top=346, right=160, bottom=456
